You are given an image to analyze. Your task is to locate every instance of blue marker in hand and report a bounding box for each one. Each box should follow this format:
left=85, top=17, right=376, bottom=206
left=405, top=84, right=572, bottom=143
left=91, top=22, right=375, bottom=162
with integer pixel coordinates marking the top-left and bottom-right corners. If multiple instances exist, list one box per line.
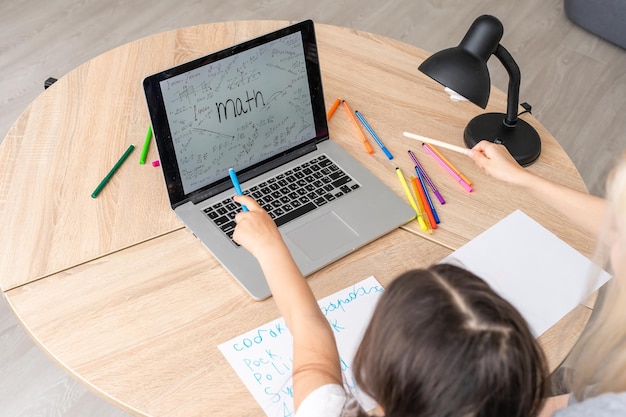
left=228, top=168, right=249, bottom=212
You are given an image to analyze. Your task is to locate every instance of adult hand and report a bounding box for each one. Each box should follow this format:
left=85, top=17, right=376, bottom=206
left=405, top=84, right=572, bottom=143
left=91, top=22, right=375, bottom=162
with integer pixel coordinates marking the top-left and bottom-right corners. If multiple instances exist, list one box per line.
left=469, top=140, right=531, bottom=185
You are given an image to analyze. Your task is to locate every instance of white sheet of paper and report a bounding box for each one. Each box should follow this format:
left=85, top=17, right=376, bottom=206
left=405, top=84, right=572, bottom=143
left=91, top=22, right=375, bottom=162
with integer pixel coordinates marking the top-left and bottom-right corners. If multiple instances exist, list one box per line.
left=442, top=210, right=611, bottom=337
left=218, top=276, right=382, bottom=416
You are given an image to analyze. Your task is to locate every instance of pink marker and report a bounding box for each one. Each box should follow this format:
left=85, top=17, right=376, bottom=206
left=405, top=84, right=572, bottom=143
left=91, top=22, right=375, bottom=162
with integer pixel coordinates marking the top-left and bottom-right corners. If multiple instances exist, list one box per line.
left=422, top=143, right=473, bottom=193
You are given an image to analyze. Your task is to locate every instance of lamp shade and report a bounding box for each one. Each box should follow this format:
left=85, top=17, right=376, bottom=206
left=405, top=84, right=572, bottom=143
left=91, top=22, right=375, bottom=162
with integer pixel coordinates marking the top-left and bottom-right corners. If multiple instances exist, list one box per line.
left=418, top=15, right=504, bottom=108
left=416, top=15, right=541, bottom=166
left=418, top=48, right=491, bottom=108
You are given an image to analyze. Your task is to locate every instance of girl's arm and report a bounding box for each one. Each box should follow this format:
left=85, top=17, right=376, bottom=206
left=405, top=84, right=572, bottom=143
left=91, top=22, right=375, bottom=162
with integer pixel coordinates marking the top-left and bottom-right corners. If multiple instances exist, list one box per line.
left=232, top=195, right=342, bottom=409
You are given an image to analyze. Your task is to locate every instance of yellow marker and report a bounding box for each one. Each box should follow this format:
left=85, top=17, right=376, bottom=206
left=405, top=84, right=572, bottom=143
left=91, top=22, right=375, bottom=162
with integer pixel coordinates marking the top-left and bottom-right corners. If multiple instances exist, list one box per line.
left=395, top=167, right=427, bottom=231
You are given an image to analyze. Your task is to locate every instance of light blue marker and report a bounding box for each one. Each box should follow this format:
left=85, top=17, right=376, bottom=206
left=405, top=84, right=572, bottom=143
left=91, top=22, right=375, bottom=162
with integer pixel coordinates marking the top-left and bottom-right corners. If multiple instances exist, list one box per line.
left=354, top=110, right=393, bottom=160
left=228, top=168, right=249, bottom=212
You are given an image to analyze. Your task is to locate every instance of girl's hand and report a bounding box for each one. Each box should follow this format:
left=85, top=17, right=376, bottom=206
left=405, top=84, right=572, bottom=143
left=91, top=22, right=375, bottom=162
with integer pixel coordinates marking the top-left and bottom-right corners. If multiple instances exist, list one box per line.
left=232, top=195, right=286, bottom=261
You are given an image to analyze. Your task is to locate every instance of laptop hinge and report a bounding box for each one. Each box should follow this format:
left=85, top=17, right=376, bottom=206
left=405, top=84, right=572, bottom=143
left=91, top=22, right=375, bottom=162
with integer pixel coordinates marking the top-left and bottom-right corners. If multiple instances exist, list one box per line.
left=176, top=142, right=320, bottom=208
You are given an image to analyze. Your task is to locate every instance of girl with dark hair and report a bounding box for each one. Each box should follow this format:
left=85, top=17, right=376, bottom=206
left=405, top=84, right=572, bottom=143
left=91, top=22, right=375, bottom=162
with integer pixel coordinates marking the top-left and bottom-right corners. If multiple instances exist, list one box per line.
left=352, top=265, right=547, bottom=417
left=233, top=194, right=548, bottom=417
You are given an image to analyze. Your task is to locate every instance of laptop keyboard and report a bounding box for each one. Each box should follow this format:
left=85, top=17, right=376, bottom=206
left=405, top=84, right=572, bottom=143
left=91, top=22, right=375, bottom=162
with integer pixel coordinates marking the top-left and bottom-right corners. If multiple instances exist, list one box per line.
left=203, top=155, right=360, bottom=243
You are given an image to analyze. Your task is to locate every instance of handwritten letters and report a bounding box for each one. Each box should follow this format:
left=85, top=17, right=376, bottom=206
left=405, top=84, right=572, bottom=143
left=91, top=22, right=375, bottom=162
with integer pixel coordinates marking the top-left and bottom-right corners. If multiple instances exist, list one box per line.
left=219, top=277, right=383, bottom=416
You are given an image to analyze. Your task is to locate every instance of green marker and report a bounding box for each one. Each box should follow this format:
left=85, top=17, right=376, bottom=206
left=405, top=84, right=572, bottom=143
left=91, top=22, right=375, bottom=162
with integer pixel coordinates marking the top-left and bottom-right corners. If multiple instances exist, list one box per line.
left=91, top=144, right=135, bottom=198
left=139, top=125, right=152, bottom=164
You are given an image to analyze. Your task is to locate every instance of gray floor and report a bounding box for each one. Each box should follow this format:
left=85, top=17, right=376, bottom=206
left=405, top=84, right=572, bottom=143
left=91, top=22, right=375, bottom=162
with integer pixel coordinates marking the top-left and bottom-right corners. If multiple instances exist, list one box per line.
left=1, top=0, right=625, bottom=416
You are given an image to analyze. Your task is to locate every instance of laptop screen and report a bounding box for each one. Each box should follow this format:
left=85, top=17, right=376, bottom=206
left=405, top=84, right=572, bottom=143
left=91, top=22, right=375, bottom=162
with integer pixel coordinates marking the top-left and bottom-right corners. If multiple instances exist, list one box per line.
left=144, top=20, right=328, bottom=206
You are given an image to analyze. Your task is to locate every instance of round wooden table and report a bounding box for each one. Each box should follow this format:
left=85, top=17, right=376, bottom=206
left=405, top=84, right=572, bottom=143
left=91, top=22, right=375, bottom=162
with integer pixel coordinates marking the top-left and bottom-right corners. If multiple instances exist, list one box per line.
left=0, top=21, right=594, bottom=416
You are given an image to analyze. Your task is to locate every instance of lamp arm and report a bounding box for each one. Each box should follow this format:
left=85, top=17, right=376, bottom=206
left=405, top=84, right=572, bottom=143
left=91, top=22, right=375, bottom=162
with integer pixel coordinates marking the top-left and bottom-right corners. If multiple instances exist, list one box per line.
left=493, top=44, right=521, bottom=127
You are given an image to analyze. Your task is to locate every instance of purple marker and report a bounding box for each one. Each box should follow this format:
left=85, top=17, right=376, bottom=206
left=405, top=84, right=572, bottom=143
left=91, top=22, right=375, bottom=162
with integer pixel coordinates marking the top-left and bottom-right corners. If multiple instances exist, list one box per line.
left=408, top=150, right=445, bottom=204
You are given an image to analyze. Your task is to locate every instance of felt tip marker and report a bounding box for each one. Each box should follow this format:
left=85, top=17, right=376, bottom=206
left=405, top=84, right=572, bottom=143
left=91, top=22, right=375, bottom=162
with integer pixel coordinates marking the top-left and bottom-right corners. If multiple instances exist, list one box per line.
left=415, top=168, right=440, bottom=225
left=354, top=110, right=393, bottom=160
left=342, top=100, right=375, bottom=154
left=422, top=143, right=473, bottom=193
left=327, top=98, right=341, bottom=120
left=91, top=144, right=135, bottom=198
left=395, top=167, right=428, bottom=231
left=408, top=150, right=445, bottom=204
left=228, top=168, right=249, bottom=212
left=139, top=125, right=152, bottom=165
left=421, top=141, right=473, bottom=186
left=410, top=175, right=433, bottom=232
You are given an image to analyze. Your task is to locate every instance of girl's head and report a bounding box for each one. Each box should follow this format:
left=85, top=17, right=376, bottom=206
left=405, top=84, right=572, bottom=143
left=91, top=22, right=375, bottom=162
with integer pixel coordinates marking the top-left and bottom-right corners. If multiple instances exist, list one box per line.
left=353, top=264, right=547, bottom=417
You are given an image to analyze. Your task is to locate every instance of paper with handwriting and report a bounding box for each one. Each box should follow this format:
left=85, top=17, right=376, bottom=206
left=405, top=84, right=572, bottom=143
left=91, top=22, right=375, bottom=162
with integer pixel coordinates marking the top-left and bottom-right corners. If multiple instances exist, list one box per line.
left=219, top=276, right=382, bottom=416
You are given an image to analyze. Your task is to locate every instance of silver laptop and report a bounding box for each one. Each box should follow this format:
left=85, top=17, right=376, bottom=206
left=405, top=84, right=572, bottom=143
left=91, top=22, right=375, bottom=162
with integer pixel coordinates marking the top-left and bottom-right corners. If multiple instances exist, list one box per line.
left=143, top=20, right=415, bottom=300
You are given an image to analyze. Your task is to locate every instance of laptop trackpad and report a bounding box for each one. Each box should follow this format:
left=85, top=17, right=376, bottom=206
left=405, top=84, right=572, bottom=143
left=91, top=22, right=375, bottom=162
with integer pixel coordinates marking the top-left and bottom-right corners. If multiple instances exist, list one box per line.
left=287, top=211, right=358, bottom=260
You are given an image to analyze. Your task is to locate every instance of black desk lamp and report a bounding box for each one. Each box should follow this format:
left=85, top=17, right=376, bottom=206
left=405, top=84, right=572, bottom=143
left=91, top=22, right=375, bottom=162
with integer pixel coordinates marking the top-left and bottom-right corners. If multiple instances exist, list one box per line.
left=418, top=15, right=541, bottom=166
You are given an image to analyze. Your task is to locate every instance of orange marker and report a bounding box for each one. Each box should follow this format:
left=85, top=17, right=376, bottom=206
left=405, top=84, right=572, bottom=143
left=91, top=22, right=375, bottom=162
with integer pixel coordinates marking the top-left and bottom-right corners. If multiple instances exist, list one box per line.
left=426, top=143, right=472, bottom=186
left=409, top=176, right=431, bottom=232
left=342, top=100, right=374, bottom=154
left=327, top=98, right=341, bottom=120
left=411, top=176, right=437, bottom=230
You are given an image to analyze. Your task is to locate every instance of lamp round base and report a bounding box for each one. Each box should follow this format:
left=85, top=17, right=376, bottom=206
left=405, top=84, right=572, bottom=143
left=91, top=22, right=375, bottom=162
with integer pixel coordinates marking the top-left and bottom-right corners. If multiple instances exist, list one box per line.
left=463, top=113, right=541, bottom=166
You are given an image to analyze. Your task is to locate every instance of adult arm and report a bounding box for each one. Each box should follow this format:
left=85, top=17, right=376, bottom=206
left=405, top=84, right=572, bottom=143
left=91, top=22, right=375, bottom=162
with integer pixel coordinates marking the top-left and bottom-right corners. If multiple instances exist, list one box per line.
left=469, top=141, right=608, bottom=239
left=232, top=195, right=342, bottom=409
left=537, top=394, right=570, bottom=417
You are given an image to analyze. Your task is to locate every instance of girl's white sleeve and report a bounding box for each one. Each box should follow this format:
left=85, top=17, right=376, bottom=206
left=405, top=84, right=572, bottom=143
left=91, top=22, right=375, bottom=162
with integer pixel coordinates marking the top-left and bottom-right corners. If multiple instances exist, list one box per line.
left=295, top=384, right=347, bottom=417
